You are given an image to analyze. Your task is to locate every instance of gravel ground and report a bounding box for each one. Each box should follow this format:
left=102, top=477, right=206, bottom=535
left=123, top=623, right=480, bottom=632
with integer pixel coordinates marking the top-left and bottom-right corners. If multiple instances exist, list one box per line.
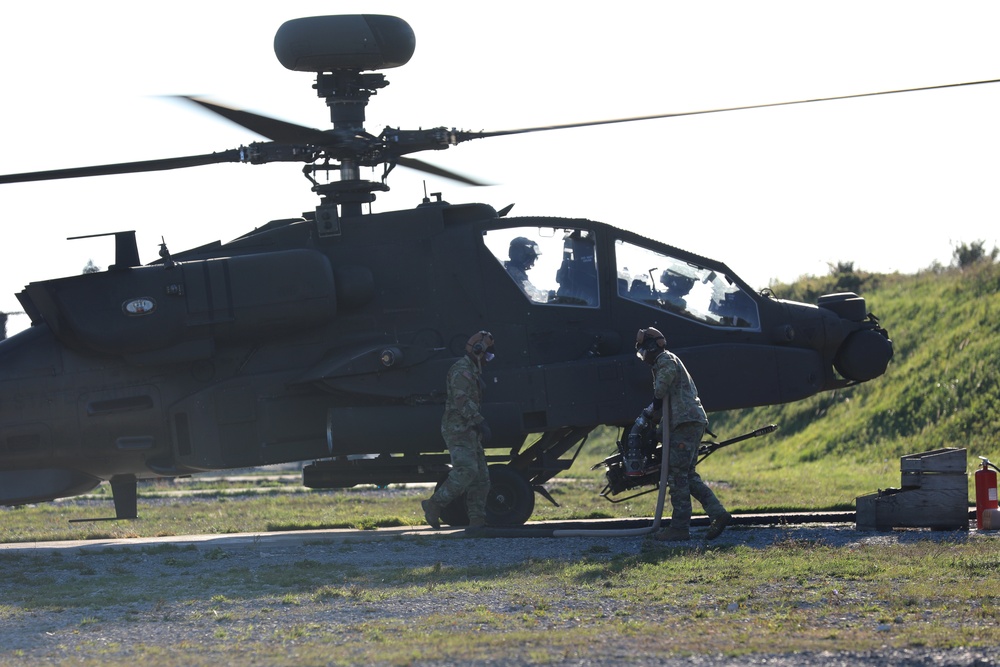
left=1, top=523, right=998, bottom=666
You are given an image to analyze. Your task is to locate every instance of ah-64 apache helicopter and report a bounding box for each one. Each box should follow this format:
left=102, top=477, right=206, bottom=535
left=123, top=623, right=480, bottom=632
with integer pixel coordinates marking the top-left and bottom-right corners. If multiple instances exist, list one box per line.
left=0, top=14, right=906, bottom=527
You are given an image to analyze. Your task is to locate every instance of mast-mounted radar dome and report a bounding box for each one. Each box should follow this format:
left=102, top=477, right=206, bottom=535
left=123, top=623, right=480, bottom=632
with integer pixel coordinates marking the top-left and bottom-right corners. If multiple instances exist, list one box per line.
left=274, top=15, right=415, bottom=72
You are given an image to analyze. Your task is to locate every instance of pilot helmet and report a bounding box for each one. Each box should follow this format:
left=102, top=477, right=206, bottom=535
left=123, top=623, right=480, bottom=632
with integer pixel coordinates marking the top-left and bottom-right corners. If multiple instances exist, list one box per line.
left=635, top=327, right=665, bottom=364
left=509, top=237, right=541, bottom=270
left=466, top=330, right=496, bottom=362
left=660, top=270, right=695, bottom=296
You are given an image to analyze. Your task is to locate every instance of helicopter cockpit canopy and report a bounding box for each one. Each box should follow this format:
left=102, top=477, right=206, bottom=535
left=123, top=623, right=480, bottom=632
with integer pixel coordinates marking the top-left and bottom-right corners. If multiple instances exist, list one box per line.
left=482, top=228, right=759, bottom=329
left=484, top=227, right=599, bottom=307
left=615, top=239, right=760, bottom=329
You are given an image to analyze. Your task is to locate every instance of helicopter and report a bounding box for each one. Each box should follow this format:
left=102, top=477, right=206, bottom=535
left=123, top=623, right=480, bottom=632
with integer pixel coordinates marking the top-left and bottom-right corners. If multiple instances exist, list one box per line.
left=0, top=14, right=906, bottom=526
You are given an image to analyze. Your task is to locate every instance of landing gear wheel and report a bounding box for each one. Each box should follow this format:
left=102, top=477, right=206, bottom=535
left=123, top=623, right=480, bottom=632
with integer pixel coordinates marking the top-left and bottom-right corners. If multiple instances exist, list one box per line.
left=435, top=464, right=536, bottom=527
left=485, top=464, right=535, bottom=526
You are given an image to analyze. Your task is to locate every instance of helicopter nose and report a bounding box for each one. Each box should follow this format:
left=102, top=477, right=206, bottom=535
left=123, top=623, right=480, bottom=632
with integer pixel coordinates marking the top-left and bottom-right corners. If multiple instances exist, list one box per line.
left=816, top=292, right=893, bottom=382
left=834, top=327, right=894, bottom=382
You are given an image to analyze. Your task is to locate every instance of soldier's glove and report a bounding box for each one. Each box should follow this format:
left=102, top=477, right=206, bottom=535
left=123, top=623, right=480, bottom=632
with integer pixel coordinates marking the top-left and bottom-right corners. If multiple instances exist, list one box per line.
left=642, top=403, right=662, bottom=425
left=478, top=420, right=492, bottom=445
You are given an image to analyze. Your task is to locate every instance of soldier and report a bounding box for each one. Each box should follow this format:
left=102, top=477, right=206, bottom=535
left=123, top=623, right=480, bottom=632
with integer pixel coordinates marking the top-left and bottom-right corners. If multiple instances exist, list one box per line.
left=634, top=327, right=732, bottom=542
left=422, top=331, right=495, bottom=530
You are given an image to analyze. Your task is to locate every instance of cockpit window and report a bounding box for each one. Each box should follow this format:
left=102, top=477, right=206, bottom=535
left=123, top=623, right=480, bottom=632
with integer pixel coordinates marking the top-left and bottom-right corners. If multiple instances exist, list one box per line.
left=615, top=239, right=759, bottom=328
left=484, top=227, right=598, bottom=307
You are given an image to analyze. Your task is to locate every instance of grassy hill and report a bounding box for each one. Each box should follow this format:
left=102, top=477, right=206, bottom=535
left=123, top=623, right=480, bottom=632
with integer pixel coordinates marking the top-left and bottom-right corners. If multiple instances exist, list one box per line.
left=692, top=258, right=1000, bottom=511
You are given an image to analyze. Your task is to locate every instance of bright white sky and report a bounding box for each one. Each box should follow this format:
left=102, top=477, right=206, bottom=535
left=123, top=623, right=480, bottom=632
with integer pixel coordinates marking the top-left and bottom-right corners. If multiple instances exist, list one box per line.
left=2, top=1, right=999, bottom=335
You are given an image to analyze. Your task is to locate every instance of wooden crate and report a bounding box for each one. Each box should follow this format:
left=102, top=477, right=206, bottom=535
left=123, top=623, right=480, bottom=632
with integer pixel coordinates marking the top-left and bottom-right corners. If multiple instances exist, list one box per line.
left=856, top=448, right=969, bottom=531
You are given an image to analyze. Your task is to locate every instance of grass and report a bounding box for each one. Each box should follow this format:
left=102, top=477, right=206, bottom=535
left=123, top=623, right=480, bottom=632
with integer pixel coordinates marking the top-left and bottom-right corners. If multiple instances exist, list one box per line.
left=0, top=456, right=993, bottom=664
left=0, top=467, right=993, bottom=666
left=1, top=534, right=998, bottom=665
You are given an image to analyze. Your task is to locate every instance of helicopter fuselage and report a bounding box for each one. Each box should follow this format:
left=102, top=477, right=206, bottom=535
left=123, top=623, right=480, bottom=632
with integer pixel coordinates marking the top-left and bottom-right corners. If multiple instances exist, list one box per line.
left=0, top=199, right=892, bottom=521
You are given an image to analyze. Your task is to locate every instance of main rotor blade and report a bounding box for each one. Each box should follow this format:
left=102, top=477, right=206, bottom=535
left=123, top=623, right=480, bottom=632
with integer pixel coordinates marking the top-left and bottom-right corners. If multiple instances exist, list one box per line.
left=179, top=96, right=336, bottom=145
left=396, top=156, right=489, bottom=186
left=453, top=77, right=1000, bottom=142
left=0, top=150, right=244, bottom=185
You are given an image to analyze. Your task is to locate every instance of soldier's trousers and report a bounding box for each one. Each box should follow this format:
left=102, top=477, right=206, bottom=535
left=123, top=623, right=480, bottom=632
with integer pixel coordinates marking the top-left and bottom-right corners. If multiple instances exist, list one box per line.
left=431, top=430, right=490, bottom=524
left=666, top=422, right=727, bottom=531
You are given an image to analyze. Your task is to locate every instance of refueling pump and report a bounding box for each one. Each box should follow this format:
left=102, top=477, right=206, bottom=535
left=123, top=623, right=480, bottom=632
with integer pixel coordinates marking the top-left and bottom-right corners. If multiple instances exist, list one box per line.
left=596, top=419, right=777, bottom=501
left=975, top=456, right=999, bottom=530
left=623, top=408, right=658, bottom=476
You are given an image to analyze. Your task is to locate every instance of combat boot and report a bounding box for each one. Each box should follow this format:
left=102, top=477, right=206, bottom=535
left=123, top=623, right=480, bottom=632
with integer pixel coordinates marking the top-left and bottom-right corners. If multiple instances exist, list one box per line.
left=465, top=518, right=487, bottom=534
left=653, top=527, right=690, bottom=542
left=706, top=512, right=732, bottom=540
left=421, top=499, right=441, bottom=530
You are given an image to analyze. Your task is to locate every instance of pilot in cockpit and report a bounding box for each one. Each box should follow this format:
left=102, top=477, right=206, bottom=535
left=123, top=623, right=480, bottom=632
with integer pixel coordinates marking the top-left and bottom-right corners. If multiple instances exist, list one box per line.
left=660, top=270, right=695, bottom=312
left=504, top=237, right=549, bottom=303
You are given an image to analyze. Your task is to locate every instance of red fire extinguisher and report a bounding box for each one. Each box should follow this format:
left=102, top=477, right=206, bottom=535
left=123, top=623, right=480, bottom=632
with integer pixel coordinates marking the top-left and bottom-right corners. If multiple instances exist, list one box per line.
left=975, top=456, right=999, bottom=530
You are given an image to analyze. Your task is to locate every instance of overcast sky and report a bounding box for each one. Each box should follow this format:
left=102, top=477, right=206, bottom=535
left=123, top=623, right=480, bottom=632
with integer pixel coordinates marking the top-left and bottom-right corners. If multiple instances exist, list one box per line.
left=2, top=1, right=998, bottom=335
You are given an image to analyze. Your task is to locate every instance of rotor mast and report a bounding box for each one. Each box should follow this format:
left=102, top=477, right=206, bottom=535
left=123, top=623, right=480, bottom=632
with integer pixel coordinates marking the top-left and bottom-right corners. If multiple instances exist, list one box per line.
left=312, top=71, right=389, bottom=218
left=274, top=14, right=416, bottom=219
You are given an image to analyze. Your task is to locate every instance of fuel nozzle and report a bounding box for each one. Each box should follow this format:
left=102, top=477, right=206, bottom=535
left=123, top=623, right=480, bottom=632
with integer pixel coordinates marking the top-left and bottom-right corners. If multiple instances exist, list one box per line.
left=624, top=412, right=650, bottom=477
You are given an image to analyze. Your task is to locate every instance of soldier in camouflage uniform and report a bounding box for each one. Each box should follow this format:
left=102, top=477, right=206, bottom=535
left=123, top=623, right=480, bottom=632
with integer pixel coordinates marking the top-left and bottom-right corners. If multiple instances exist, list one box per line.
left=422, top=331, right=495, bottom=530
left=635, top=327, right=732, bottom=542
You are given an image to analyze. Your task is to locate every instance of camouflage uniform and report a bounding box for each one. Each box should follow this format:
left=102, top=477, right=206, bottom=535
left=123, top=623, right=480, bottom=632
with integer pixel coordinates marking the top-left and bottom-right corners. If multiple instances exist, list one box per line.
left=430, top=354, right=490, bottom=524
left=653, top=350, right=727, bottom=532
left=504, top=262, right=549, bottom=302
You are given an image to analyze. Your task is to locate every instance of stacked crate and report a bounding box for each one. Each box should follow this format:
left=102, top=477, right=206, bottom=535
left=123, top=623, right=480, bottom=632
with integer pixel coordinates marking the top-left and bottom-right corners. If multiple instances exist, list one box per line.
left=856, top=448, right=968, bottom=531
